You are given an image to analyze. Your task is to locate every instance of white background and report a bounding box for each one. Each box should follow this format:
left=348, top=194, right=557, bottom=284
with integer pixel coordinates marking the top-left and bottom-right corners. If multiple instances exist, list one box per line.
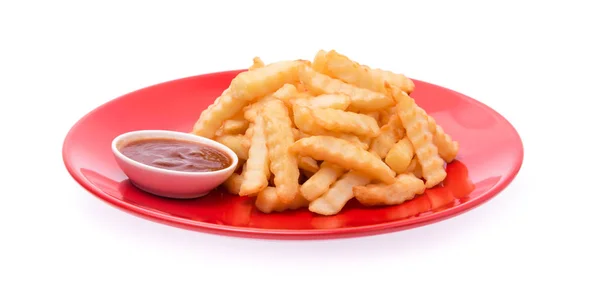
left=1, top=0, right=599, bottom=286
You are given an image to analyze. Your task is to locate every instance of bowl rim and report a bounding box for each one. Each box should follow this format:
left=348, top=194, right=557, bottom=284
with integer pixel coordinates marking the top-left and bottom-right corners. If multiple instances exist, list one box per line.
left=111, top=129, right=239, bottom=178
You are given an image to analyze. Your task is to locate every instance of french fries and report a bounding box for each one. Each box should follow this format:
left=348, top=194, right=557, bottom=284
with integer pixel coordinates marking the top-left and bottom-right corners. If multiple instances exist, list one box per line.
left=299, top=65, right=394, bottom=112
left=192, top=50, right=459, bottom=216
left=310, top=108, right=380, bottom=137
left=369, top=114, right=404, bottom=158
left=312, top=49, right=388, bottom=94
left=300, top=162, right=345, bottom=201
left=219, top=119, right=249, bottom=135
left=291, top=93, right=351, bottom=110
left=239, top=115, right=270, bottom=196
left=353, top=173, right=425, bottom=206
left=192, top=88, right=248, bottom=138
left=231, top=60, right=303, bottom=102
left=392, top=86, right=447, bottom=188
left=290, top=136, right=396, bottom=184
left=215, top=134, right=249, bottom=160
left=385, top=137, right=414, bottom=174
left=309, top=171, right=371, bottom=216
left=223, top=172, right=244, bottom=195
left=263, top=99, right=300, bottom=203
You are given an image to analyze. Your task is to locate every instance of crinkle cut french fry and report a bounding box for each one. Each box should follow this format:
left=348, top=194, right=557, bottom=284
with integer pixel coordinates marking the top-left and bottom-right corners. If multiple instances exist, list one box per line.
left=300, top=162, right=345, bottom=201
left=310, top=108, right=380, bottom=138
left=239, top=115, right=270, bottom=196
left=286, top=191, right=310, bottom=211
left=378, top=106, right=397, bottom=125
left=292, top=104, right=368, bottom=149
left=231, top=60, right=303, bottom=102
left=223, top=172, right=244, bottom=195
left=255, top=187, right=279, bottom=213
left=263, top=99, right=300, bottom=203
left=296, top=82, right=307, bottom=92
left=369, top=114, right=404, bottom=158
left=406, top=157, right=423, bottom=179
left=309, top=171, right=370, bottom=215
left=220, top=119, right=249, bottom=135
left=394, top=87, right=446, bottom=188
left=255, top=187, right=308, bottom=213
left=312, top=49, right=328, bottom=74
left=315, top=50, right=388, bottom=94
left=192, top=88, right=248, bottom=138
left=292, top=93, right=351, bottom=110
left=243, top=95, right=275, bottom=122
left=353, top=173, right=425, bottom=206
left=292, top=128, right=308, bottom=141
left=371, top=67, right=415, bottom=94
left=215, top=134, right=249, bottom=160
left=290, top=136, right=395, bottom=184
left=298, top=156, right=319, bottom=173
left=337, top=133, right=369, bottom=150
left=272, top=83, right=299, bottom=107
left=385, top=137, right=414, bottom=174
left=418, top=107, right=459, bottom=163
left=249, top=57, right=265, bottom=70
left=292, top=104, right=327, bottom=135
left=299, top=66, right=394, bottom=112
left=366, top=111, right=380, bottom=122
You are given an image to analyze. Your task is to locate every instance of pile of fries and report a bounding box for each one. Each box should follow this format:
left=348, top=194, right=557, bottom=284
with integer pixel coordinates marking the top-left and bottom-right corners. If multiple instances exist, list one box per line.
left=191, top=50, right=459, bottom=216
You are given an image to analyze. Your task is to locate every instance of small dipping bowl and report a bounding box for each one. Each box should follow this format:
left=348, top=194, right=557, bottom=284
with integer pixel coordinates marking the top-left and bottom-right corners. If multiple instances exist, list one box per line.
left=111, top=130, right=238, bottom=199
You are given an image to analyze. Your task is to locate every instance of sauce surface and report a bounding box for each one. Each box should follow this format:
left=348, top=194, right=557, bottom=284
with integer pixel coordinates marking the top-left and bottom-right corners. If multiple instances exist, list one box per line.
left=120, top=138, right=232, bottom=172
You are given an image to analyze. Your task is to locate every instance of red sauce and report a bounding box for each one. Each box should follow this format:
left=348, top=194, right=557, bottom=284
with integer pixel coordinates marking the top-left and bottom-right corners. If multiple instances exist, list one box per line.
left=120, top=138, right=232, bottom=172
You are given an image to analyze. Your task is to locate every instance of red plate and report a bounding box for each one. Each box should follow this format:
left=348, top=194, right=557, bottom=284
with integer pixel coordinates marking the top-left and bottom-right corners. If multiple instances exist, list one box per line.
left=62, top=69, right=523, bottom=240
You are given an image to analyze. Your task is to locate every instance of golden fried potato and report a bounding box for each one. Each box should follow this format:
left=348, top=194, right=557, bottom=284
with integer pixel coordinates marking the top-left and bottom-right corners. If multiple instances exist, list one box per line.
left=249, top=57, right=265, bottom=70
left=378, top=106, right=397, bottom=125
left=291, top=128, right=303, bottom=141
left=231, top=60, right=303, bottom=102
left=313, top=50, right=388, bottom=94
left=263, top=99, right=300, bottom=203
left=310, top=108, right=380, bottom=138
left=190, top=50, right=458, bottom=216
left=290, top=104, right=368, bottom=149
left=223, top=172, right=244, bottom=195
left=365, top=111, right=380, bottom=122
left=292, top=104, right=327, bottom=135
left=192, top=88, right=249, bottom=138
left=300, top=162, right=345, bottom=201
left=299, top=66, right=394, bottom=112
left=420, top=107, right=459, bottom=163
left=298, top=156, right=319, bottom=173
left=385, top=137, right=414, bottom=174
left=309, top=171, right=370, bottom=215
left=220, top=119, right=249, bottom=135
left=406, top=157, right=423, bottom=179
left=369, top=114, right=404, bottom=158
left=312, top=49, right=328, bottom=73
left=393, top=87, right=446, bottom=188
left=272, top=83, right=300, bottom=107
left=243, top=95, right=275, bottom=122
left=292, top=93, right=351, bottom=110
left=239, top=115, right=270, bottom=196
left=353, top=173, right=425, bottom=206
left=290, top=136, right=396, bottom=184
left=371, top=67, right=414, bottom=94
left=215, top=134, right=249, bottom=160
left=255, top=187, right=309, bottom=213
left=296, top=82, right=307, bottom=92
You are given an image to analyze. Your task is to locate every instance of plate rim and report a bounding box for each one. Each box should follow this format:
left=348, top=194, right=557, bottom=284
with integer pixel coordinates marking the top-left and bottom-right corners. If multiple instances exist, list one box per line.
left=62, top=69, right=524, bottom=240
